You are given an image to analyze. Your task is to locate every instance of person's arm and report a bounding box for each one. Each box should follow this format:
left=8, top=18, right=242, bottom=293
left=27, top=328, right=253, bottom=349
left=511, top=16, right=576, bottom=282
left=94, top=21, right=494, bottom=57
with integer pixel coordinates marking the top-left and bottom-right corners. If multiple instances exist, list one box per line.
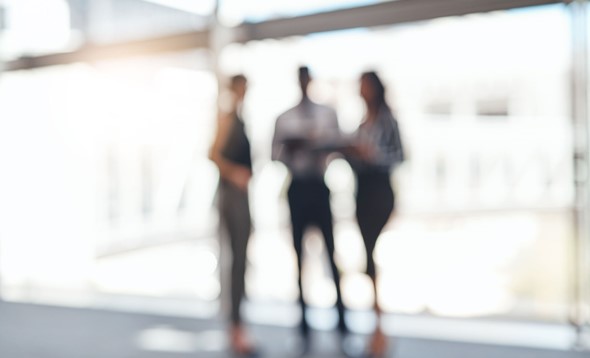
left=271, top=115, right=289, bottom=164
left=333, top=108, right=341, bottom=133
left=209, top=112, right=251, bottom=191
left=389, top=119, right=405, bottom=166
left=372, top=113, right=404, bottom=168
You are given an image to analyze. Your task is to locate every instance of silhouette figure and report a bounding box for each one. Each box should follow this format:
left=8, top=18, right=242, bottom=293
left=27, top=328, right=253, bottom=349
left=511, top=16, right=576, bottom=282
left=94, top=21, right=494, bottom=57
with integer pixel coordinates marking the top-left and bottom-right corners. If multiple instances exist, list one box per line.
left=209, top=74, right=258, bottom=357
left=272, top=66, right=347, bottom=354
left=346, top=71, right=404, bottom=357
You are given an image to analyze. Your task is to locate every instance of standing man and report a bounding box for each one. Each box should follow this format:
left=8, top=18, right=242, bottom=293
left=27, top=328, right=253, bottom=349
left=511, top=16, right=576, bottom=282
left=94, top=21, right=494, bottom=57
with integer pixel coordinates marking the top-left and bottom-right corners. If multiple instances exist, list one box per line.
left=272, top=66, right=347, bottom=353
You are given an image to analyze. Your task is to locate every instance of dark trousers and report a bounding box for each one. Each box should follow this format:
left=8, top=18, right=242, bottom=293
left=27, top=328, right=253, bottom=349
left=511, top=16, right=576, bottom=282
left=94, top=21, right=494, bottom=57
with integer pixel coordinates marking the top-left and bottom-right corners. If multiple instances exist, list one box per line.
left=355, top=171, right=394, bottom=279
left=219, top=180, right=252, bottom=325
left=287, top=177, right=346, bottom=337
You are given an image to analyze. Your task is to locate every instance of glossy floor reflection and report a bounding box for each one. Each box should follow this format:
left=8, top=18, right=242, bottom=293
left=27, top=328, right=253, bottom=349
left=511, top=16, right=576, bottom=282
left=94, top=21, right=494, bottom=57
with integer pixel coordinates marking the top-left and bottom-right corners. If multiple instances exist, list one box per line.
left=0, top=301, right=586, bottom=358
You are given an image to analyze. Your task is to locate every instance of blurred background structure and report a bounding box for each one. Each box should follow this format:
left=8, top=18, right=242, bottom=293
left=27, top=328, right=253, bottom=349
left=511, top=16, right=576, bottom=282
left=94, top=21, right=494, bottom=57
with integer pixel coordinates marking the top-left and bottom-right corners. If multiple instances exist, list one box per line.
left=0, top=0, right=590, bottom=357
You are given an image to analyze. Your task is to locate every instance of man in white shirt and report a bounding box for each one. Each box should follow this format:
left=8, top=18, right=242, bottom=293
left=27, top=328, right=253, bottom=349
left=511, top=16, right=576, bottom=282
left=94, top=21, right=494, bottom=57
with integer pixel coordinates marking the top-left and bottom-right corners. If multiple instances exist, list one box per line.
left=271, top=66, right=347, bottom=353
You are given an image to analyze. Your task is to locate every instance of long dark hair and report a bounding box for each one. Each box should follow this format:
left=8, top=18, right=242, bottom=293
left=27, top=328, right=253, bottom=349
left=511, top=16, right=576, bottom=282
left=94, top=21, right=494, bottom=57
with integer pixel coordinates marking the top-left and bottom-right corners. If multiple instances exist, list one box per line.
left=361, top=71, right=389, bottom=111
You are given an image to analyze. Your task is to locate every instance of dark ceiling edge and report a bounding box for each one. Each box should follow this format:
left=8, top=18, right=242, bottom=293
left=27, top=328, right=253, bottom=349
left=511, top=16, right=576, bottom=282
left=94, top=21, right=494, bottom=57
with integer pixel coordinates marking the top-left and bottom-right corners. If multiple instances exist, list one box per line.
left=237, top=0, right=564, bottom=42
left=4, top=30, right=210, bottom=71
left=3, top=0, right=565, bottom=71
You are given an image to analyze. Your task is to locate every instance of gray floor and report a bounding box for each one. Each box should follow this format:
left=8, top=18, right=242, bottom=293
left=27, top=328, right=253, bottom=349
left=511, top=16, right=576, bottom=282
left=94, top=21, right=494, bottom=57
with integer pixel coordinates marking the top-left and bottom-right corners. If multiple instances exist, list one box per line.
left=0, top=301, right=587, bottom=358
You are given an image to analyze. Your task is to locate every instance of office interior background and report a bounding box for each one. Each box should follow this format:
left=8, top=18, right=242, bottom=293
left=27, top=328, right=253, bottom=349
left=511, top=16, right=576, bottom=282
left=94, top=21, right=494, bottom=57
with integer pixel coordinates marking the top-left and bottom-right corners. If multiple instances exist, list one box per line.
left=1, top=0, right=590, bottom=356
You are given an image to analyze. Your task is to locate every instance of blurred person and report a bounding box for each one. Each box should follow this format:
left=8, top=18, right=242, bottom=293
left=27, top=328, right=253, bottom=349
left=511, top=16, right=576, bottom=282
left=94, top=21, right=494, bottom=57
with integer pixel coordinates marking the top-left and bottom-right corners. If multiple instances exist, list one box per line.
left=209, top=74, right=258, bottom=357
left=271, top=66, right=348, bottom=355
left=345, top=71, right=404, bottom=358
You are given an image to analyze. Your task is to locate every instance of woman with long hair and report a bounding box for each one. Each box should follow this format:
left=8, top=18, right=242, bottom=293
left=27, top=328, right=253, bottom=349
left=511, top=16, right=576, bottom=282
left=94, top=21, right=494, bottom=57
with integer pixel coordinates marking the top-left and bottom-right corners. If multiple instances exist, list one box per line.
left=347, top=71, right=404, bottom=357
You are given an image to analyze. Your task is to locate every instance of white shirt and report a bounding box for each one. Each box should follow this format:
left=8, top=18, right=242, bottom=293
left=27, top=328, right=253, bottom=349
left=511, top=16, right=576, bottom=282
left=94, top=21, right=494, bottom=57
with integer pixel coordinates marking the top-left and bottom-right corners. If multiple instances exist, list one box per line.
left=272, top=99, right=340, bottom=178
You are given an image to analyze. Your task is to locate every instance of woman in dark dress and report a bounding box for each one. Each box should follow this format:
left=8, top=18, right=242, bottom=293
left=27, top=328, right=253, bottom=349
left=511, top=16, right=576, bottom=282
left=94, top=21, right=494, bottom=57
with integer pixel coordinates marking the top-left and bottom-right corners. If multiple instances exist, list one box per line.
left=347, top=71, right=404, bottom=357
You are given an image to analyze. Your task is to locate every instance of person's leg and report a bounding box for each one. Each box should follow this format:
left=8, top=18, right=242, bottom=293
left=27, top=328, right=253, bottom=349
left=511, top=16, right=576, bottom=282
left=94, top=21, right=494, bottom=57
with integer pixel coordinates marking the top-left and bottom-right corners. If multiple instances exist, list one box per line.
left=360, top=225, right=387, bottom=357
left=315, top=183, right=347, bottom=335
left=356, top=174, right=394, bottom=303
left=288, top=181, right=310, bottom=341
left=355, top=173, right=394, bottom=357
left=221, top=183, right=255, bottom=355
left=228, top=190, right=251, bottom=326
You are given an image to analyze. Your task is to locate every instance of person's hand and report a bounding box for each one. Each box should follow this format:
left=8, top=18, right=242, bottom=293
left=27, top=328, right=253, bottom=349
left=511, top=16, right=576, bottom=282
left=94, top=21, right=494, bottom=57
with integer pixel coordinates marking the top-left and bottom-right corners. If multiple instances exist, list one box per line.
left=229, top=166, right=252, bottom=192
left=349, top=143, right=376, bottom=161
